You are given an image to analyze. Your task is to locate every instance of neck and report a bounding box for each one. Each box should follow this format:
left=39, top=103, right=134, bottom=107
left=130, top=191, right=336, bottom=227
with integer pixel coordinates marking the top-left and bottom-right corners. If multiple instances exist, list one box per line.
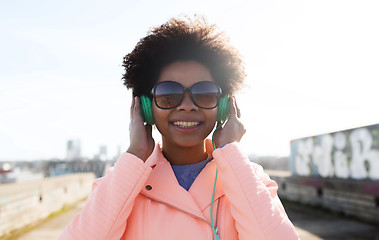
left=161, top=140, right=208, bottom=165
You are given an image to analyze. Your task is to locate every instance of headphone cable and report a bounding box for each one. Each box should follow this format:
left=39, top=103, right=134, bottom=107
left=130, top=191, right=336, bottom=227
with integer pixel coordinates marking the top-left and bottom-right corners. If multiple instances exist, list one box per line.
left=210, top=123, right=225, bottom=240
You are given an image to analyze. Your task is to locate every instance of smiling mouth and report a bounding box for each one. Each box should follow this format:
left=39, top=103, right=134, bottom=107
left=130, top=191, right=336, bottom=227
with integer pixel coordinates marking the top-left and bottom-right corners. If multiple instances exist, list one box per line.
left=172, top=121, right=200, bottom=128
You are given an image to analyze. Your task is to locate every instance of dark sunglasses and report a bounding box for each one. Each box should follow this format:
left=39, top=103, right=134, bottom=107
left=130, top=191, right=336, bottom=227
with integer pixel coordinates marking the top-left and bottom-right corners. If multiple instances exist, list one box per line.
left=151, top=81, right=222, bottom=109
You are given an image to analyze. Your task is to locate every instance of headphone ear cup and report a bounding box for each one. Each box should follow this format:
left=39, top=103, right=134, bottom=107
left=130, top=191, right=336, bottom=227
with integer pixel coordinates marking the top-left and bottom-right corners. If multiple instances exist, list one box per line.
left=140, top=95, right=154, bottom=125
left=217, top=96, right=230, bottom=123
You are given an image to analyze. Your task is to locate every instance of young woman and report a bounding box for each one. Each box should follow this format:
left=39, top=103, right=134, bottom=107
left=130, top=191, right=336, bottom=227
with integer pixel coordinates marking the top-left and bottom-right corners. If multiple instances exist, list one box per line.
left=59, top=17, right=298, bottom=240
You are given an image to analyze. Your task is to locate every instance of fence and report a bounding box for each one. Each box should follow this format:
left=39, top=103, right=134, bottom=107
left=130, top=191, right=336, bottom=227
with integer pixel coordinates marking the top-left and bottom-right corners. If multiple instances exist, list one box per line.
left=0, top=173, right=95, bottom=237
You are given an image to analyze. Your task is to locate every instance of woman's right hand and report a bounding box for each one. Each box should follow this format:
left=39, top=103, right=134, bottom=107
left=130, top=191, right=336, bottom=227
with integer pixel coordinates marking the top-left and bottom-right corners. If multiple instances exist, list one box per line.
left=126, top=96, right=155, bottom=162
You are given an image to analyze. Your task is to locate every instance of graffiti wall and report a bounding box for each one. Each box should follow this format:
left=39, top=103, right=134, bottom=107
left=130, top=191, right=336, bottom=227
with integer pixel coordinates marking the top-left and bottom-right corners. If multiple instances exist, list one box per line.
left=290, top=124, right=379, bottom=180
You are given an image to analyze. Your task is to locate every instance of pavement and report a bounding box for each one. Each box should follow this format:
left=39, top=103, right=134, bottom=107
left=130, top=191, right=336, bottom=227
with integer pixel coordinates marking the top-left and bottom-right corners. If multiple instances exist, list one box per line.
left=15, top=201, right=86, bottom=240
left=284, top=200, right=379, bottom=240
left=12, top=199, right=379, bottom=240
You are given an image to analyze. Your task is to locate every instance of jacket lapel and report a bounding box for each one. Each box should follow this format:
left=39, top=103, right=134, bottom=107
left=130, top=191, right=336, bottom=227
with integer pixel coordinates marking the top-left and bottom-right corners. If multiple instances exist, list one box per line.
left=141, top=140, right=224, bottom=219
left=188, top=160, right=224, bottom=211
left=141, top=144, right=205, bottom=219
left=190, top=139, right=225, bottom=211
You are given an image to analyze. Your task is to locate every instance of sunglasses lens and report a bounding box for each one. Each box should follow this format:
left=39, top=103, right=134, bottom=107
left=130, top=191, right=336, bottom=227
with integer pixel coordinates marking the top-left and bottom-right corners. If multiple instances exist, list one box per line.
left=153, top=81, right=221, bottom=109
left=191, top=82, right=220, bottom=108
left=154, top=82, right=183, bottom=108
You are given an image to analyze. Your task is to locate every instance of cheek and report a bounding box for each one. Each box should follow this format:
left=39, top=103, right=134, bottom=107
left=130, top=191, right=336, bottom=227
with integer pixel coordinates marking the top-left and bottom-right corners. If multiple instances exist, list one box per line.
left=152, top=106, right=168, bottom=127
left=207, top=109, right=218, bottom=123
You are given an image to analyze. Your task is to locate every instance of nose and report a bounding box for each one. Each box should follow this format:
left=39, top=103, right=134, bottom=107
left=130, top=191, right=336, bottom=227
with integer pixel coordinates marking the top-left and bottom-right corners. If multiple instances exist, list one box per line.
left=176, top=91, right=198, bottom=111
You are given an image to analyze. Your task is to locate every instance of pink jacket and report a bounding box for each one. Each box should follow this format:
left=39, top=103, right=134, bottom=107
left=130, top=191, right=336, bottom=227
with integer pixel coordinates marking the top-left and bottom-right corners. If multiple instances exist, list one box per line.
left=59, top=141, right=299, bottom=239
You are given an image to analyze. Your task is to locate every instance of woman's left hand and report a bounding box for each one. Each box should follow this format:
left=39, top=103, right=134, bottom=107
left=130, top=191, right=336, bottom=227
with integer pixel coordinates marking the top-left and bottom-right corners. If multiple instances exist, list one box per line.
left=213, top=97, right=246, bottom=148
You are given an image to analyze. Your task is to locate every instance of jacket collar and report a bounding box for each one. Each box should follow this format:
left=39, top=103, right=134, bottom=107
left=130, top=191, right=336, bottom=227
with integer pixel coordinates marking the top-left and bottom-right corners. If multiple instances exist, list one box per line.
left=141, top=139, right=224, bottom=217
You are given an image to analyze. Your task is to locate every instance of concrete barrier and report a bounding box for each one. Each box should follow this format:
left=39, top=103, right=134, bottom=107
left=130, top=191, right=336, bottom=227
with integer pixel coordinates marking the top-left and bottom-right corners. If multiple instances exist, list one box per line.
left=267, top=170, right=379, bottom=224
left=0, top=173, right=95, bottom=237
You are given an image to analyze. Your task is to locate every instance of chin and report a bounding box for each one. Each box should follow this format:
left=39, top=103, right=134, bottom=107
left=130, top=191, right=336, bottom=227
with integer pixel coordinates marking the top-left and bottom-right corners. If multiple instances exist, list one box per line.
left=165, top=136, right=207, bottom=148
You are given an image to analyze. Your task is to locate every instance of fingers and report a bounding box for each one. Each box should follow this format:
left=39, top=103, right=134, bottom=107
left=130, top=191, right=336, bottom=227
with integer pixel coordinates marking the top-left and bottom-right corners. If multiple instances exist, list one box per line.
left=130, top=96, right=142, bottom=121
left=134, top=96, right=140, bottom=114
left=145, top=124, right=153, bottom=139
left=130, top=96, right=135, bottom=116
left=234, top=97, right=241, bottom=118
left=228, top=97, right=241, bottom=119
left=228, top=97, right=236, bottom=117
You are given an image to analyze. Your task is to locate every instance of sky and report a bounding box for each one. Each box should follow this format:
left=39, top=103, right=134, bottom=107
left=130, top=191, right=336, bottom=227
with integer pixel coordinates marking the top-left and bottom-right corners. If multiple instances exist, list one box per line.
left=1, top=0, right=378, bottom=161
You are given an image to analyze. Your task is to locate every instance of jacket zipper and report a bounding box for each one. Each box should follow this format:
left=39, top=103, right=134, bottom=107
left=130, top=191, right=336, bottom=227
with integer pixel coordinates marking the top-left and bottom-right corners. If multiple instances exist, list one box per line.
left=215, top=198, right=221, bottom=236
left=140, top=193, right=218, bottom=239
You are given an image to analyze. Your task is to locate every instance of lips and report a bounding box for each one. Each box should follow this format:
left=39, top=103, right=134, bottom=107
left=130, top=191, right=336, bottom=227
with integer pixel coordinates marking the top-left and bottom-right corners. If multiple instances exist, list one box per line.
left=172, top=121, right=200, bottom=128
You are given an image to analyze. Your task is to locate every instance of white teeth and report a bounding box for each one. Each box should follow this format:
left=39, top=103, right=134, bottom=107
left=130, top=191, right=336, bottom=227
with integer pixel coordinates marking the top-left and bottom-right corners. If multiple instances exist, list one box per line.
left=173, top=121, right=200, bottom=128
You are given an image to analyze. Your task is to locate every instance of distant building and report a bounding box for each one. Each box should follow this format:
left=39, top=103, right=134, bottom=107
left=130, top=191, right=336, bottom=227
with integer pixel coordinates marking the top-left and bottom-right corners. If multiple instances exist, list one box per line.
left=99, top=145, right=107, bottom=160
left=94, top=145, right=108, bottom=161
left=116, top=145, right=122, bottom=158
left=67, top=139, right=81, bottom=161
left=0, top=162, right=44, bottom=183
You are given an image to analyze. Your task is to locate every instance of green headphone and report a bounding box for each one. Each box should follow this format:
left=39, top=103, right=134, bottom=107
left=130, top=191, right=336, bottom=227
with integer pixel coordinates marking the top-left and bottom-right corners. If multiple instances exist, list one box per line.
left=139, top=95, right=230, bottom=125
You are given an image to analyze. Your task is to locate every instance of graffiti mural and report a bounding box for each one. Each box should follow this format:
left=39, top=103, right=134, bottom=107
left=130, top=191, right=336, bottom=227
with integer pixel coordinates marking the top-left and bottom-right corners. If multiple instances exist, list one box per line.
left=290, top=124, right=379, bottom=180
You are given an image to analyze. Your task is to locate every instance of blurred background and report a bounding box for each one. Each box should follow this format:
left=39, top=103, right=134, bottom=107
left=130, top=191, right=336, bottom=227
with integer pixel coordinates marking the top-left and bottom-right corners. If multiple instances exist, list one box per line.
left=1, top=0, right=379, bottom=239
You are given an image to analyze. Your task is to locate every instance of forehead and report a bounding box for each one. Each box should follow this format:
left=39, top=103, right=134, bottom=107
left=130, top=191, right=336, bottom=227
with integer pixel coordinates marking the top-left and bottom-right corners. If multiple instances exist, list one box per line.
left=157, top=61, right=214, bottom=87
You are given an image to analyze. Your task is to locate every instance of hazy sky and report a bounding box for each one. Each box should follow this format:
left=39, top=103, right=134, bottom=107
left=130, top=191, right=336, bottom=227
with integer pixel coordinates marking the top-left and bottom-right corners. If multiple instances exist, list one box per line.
left=1, top=0, right=378, bottom=161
